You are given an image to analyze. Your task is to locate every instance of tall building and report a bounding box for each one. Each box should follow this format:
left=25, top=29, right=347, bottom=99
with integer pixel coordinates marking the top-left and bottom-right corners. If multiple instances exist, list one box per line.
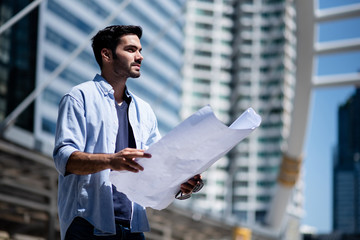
left=180, top=0, right=303, bottom=229
left=2, top=0, right=185, bottom=155
left=0, top=0, right=38, bottom=132
left=230, top=0, right=302, bottom=225
left=333, top=88, right=360, bottom=233
left=179, top=0, right=235, bottom=215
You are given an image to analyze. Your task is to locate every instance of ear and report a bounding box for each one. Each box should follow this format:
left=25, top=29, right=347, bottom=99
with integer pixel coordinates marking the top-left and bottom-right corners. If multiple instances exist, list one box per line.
left=101, top=48, right=112, bottom=62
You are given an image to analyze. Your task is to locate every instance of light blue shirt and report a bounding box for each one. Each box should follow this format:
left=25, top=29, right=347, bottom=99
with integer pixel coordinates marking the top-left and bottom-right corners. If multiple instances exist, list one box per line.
left=53, top=74, right=161, bottom=240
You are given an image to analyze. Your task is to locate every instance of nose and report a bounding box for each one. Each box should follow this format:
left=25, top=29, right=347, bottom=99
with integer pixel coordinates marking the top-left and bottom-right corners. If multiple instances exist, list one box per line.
left=136, top=51, right=143, bottom=61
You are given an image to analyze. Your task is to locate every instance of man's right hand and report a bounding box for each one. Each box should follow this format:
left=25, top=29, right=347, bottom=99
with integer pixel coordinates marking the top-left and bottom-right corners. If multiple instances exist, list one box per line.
left=66, top=149, right=151, bottom=175
left=109, top=148, right=151, bottom=172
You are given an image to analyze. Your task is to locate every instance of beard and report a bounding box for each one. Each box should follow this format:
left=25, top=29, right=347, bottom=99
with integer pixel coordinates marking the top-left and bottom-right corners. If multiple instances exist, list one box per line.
left=113, top=57, right=141, bottom=79
left=130, top=72, right=141, bottom=78
left=129, top=63, right=141, bottom=78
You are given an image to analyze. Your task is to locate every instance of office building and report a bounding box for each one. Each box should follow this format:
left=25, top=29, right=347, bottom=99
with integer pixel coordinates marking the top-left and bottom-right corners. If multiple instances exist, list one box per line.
left=0, top=0, right=38, bottom=132
left=230, top=0, right=302, bottom=225
left=179, top=0, right=235, bottom=215
left=180, top=0, right=303, bottom=228
left=2, top=0, right=185, bottom=155
left=333, top=88, right=360, bottom=233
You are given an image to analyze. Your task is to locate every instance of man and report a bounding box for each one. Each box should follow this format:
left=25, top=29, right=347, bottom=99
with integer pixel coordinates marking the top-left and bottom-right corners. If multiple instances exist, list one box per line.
left=53, top=25, right=202, bottom=240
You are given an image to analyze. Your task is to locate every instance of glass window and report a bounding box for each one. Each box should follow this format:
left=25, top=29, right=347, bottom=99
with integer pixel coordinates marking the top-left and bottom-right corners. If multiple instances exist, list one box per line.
left=233, top=195, right=248, bottom=202
left=78, top=0, right=109, bottom=18
left=263, top=0, right=285, bottom=4
left=233, top=210, right=247, bottom=222
left=194, top=64, right=211, bottom=71
left=195, top=8, right=213, bottom=17
left=234, top=181, right=248, bottom=187
left=259, top=122, right=283, bottom=129
left=46, top=27, right=76, bottom=52
left=195, top=22, right=213, bottom=30
left=243, top=12, right=253, bottom=19
left=216, top=180, right=225, bottom=186
left=222, top=26, right=233, bottom=32
left=192, top=91, right=210, bottom=98
left=255, top=210, right=267, bottom=223
left=42, top=117, right=56, bottom=135
left=238, top=166, right=249, bottom=172
left=194, top=36, right=213, bottom=43
left=194, top=78, right=211, bottom=85
left=46, top=26, right=97, bottom=68
left=47, top=0, right=92, bottom=34
left=260, top=67, right=270, bottom=73
left=43, top=88, right=62, bottom=106
left=257, top=165, right=276, bottom=172
left=257, top=181, right=275, bottom=187
left=269, top=107, right=283, bottom=114
left=195, top=50, right=212, bottom=57
left=256, top=195, right=271, bottom=202
left=192, top=193, right=206, bottom=200
left=242, top=39, right=252, bottom=45
left=44, top=56, right=87, bottom=86
left=242, top=53, right=252, bottom=59
left=221, top=39, right=232, bottom=46
left=216, top=195, right=224, bottom=200
left=261, top=52, right=280, bottom=59
left=273, top=37, right=285, bottom=45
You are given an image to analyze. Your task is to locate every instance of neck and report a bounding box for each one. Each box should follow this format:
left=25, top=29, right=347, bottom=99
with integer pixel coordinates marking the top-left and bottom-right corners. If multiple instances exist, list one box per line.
left=101, top=71, right=127, bottom=104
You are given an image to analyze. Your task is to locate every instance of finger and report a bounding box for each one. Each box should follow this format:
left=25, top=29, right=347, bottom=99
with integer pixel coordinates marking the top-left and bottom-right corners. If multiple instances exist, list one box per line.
left=121, top=149, right=152, bottom=159
left=186, top=177, right=200, bottom=186
left=122, top=163, right=141, bottom=173
left=180, top=183, right=193, bottom=194
left=193, top=174, right=202, bottom=180
left=124, top=158, right=144, bottom=171
left=181, top=177, right=204, bottom=193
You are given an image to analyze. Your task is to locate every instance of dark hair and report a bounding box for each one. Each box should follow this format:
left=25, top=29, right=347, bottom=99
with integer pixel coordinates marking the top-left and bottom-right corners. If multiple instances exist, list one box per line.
left=91, top=25, right=143, bottom=68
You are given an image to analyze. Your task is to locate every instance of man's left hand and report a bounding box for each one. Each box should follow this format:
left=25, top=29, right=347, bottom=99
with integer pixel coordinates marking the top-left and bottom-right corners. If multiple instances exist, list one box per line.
left=176, top=174, right=204, bottom=200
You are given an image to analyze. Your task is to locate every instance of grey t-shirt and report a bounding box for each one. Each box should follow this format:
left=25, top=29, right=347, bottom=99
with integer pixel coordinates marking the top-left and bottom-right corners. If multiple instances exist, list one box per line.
left=112, top=97, right=136, bottom=223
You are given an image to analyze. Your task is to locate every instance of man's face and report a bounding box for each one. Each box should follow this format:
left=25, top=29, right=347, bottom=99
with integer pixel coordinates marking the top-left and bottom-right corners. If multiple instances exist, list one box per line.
left=112, top=34, right=143, bottom=78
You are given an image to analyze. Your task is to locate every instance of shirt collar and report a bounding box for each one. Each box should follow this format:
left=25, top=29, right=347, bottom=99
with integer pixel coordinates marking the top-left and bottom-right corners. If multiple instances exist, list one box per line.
left=94, top=74, right=132, bottom=103
left=124, top=86, right=132, bottom=104
left=94, top=74, right=114, bottom=96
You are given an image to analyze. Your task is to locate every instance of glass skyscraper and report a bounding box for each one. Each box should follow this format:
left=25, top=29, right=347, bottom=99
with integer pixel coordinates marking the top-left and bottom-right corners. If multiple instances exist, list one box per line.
left=179, top=0, right=235, bottom=216
left=6, top=0, right=186, bottom=155
left=333, top=88, right=360, bottom=233
left=180, top=0, right=303, bottom=230
left=0, top=0, right=38, bottom=132
left=230, top=0, right=302, bottom=225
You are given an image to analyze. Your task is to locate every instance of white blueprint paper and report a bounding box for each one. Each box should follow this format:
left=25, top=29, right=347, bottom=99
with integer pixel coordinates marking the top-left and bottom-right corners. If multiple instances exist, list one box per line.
left=109, top=105, right=261, bottom=210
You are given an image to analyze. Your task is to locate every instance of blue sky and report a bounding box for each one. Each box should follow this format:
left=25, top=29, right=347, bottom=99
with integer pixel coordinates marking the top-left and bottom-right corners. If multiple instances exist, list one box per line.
left=301, top=0, right=360, bottom=233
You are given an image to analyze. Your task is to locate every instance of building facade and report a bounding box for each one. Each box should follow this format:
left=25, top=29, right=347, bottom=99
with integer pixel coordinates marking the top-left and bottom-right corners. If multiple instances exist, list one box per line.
left=2, top=0, right=185, bottom=155
left=230, top=0, right=302, bottom=225
left=180, top=0, right=303, bottom=230
left=0, top=0, right=38, bottom=132
left=179, top=0, right=235, bottom=216
left=333, top=88, right=360, bottom=233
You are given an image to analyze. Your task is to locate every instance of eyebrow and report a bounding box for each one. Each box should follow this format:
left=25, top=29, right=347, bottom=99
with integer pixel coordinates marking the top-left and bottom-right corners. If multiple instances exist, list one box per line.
left=125, top=44, right=142, bottom=52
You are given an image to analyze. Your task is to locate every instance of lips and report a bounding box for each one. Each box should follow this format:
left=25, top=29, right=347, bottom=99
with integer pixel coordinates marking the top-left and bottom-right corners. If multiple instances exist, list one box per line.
left=131, top=63, right=141, bottom=69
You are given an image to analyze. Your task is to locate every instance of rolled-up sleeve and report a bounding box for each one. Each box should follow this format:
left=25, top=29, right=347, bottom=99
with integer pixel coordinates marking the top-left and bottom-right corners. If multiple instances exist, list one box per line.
left=53, top=93, right=87, bottom=176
